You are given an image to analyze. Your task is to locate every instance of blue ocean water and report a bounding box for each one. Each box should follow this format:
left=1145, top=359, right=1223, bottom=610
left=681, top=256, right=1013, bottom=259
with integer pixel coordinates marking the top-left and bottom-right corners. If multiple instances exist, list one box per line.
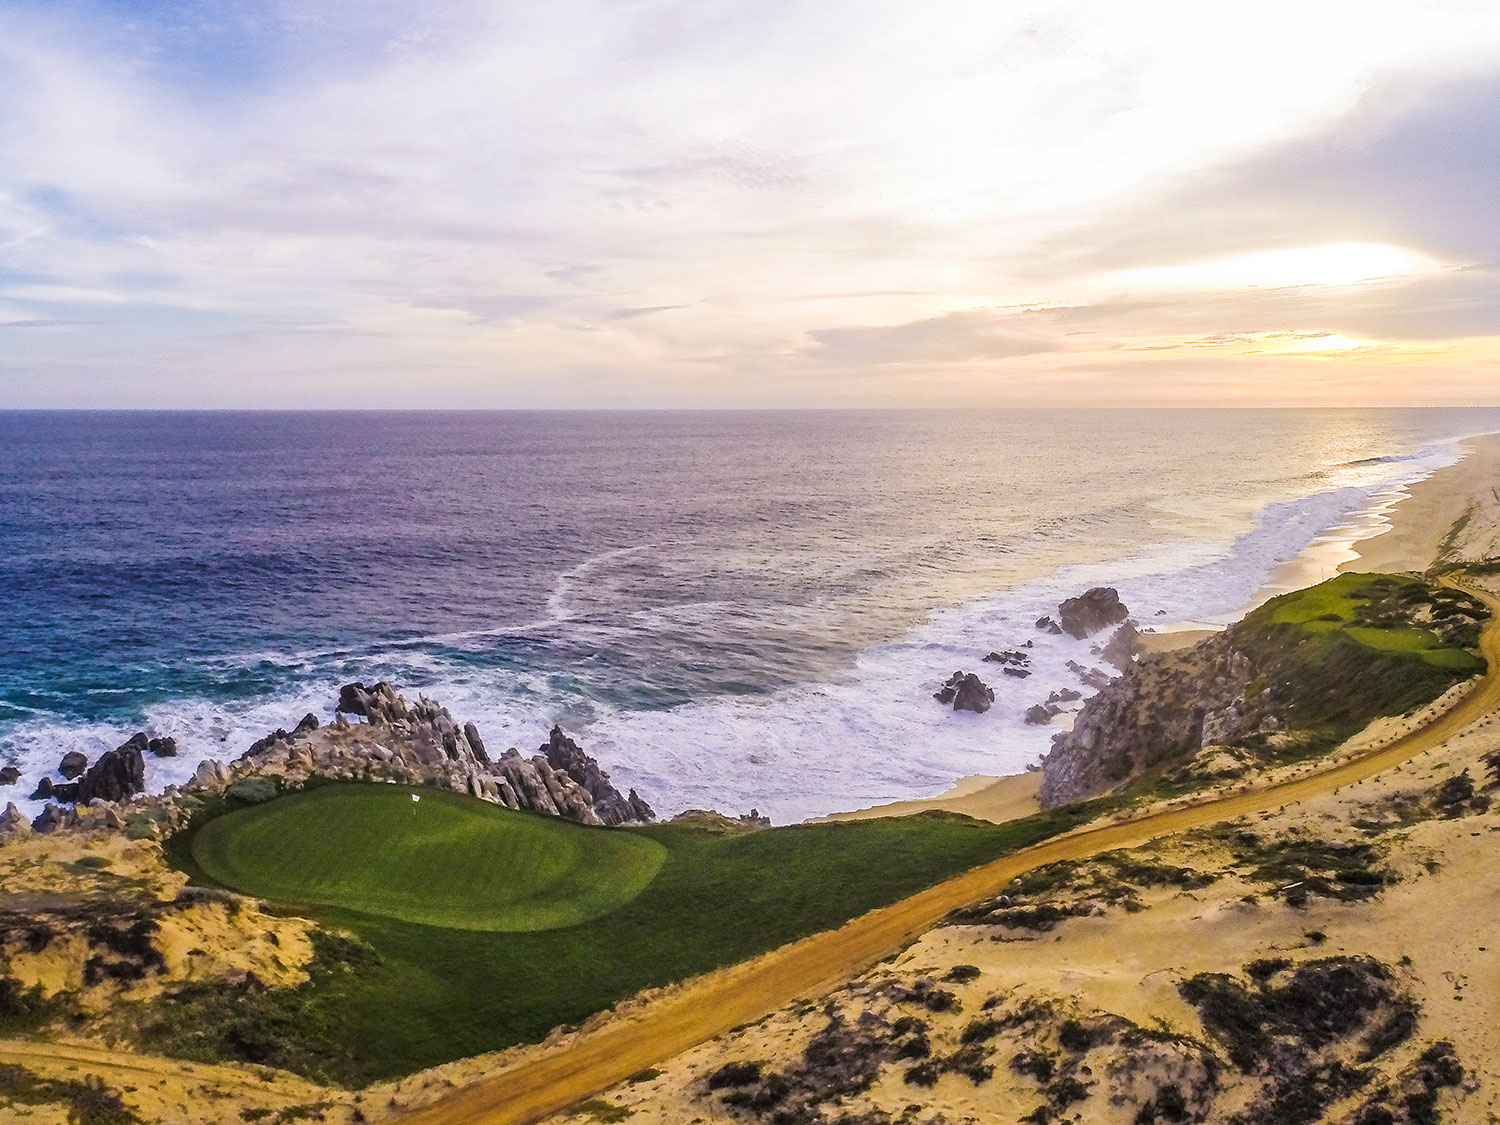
left=2, top=408, right=1497, bottom=821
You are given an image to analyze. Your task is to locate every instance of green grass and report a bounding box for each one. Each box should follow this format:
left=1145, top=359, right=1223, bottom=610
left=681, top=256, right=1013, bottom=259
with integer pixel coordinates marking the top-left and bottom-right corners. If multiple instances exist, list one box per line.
left=1259, top=573, right=1484, bottom=672
left=192, top=785, right=667, bottom=932
left=161, top=789, right=1116, bottom=1085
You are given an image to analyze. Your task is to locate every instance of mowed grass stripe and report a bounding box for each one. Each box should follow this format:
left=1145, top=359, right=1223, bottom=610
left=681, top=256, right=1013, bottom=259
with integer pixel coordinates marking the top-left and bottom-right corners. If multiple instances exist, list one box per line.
left=191, top=785, right=667, bottom=932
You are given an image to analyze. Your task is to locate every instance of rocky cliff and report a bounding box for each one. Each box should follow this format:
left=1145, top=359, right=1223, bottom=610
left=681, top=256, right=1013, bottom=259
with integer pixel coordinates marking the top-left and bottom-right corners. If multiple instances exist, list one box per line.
left=1039, top=573, right=1488, bottom=808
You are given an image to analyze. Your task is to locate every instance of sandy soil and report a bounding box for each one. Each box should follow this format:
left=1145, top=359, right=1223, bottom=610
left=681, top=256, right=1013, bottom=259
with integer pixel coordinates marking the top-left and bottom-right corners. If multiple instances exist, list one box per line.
left=816, top=771, right=1041, bottom=825
left=1343, top=432, right=1500, bottom=574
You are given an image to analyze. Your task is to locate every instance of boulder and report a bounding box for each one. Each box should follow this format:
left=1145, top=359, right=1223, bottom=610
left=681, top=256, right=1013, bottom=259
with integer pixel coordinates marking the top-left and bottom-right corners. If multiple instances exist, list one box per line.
left=191, top=759, right=228, bottom=791
left=58, top=751, right=89, bottom=780
left=0, top=766, right=21, bottom=786
left=934, top=671, right=995, bottom=714
left=77, top=741, right=147, bottom=804
left=1025, top=703, right=1060, bottom=725
left=1056, top=588, right=1129, bottom=639
left=147, top=736, right=178, bottom=757
left=30, top=777, right=54, bottom=801
left=31, top=802, right=75, bottom=834
left=292, top=713, right=320, bottom=736
left=1001, top=666, right=1031, bottom=678
left=0, top=801, right=31, bottom=839
left=1035, top=616, right=1064, bottom=635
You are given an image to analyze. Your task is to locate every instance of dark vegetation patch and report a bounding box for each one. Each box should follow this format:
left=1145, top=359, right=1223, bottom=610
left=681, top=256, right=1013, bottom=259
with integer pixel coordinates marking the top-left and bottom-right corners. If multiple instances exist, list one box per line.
left=0, top=1063, right=140, bottom=1125
left=0, top=975, right=76, bottom=1034
left=1216, top=828, right=1391, bottom=906
left=947, top=850, right=1217, bottom=930
left=1180, top=957, right=1397, bottom=1072
left=134, top=930, right=380, bottom=1085
left=1350, top=1041, right=1465, bottom=1125
left=1234, top=1059, right=1373, bottom=1125
left=709, top=1013, right=893, bottom=1124
left=164, top=783, right=1124, bottom=1083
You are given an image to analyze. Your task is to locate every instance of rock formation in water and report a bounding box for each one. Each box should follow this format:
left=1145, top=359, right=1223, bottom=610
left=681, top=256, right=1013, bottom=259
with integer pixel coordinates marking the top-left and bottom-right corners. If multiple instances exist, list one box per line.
left=934, top=671, right=995, bottom=713
left=1057, top=587, right=1129, bottom=639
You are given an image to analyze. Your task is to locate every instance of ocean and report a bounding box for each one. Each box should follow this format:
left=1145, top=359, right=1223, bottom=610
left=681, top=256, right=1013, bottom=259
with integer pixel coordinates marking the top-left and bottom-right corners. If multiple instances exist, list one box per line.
left=3, top=408, right=1498, bottom=823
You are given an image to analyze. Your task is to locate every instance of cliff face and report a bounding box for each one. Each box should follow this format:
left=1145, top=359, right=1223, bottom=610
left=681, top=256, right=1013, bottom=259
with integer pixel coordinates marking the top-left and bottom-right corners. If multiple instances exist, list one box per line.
left=1039, top=574, right=1488, bottom=808
left=1038, top=634, right=1252, bottom=807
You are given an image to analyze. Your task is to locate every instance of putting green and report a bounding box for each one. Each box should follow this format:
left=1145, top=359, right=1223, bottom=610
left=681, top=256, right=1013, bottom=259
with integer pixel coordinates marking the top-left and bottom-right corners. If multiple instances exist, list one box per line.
left=191, top=784, right=667, bottom=932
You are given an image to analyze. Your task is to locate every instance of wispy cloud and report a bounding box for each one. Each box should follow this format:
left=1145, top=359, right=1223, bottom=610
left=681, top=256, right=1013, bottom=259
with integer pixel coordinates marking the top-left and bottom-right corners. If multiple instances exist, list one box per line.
left=2, top=1, right=1500, bottom=405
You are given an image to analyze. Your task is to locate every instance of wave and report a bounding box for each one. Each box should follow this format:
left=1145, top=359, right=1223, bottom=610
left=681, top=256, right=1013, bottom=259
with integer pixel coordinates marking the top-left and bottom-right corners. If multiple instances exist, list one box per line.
left=0, top=440, right=1462, bottom=824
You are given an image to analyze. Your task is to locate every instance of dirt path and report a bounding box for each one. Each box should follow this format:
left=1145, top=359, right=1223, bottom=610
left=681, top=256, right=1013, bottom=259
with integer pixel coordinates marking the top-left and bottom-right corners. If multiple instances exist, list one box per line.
left=396, top=578, right=1500, bottom=1125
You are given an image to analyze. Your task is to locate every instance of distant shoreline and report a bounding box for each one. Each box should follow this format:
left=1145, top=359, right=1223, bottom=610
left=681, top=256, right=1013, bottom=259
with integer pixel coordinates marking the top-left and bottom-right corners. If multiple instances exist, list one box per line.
left=818, top=432, right=1500, bottom=826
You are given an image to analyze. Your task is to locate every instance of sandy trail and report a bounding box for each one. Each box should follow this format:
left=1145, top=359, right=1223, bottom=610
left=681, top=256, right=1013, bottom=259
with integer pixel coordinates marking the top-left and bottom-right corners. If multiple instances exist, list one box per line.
left=394, top=577, right=1500, bottom=1125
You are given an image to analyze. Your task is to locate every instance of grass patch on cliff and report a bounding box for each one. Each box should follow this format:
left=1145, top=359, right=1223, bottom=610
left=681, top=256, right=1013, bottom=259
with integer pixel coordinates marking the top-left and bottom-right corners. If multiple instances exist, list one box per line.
left=192, top=785, right=667, bottom=932
left=167, top=787, right=1114, bottom=1085
left=1233, top=574, right=1486, bottom=743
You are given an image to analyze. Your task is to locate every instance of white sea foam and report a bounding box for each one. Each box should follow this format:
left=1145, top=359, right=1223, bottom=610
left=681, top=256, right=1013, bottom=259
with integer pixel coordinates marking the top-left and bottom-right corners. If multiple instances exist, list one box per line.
left=0, top=440, right=1462, bottom=825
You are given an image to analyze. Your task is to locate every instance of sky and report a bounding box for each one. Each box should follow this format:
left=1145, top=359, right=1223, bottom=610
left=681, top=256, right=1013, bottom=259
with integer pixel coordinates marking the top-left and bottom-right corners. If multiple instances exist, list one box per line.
left=2, top=0, right=1500, bottom=408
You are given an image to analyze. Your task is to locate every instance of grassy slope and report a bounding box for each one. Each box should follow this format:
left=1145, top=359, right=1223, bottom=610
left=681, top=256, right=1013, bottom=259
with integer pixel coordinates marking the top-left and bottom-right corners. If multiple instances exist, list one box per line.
left=192, top=785, right=667, bottom=932
left=1232, top=572, right=1485, bottom=747
left=160, top=791, right=1113, bottom=1084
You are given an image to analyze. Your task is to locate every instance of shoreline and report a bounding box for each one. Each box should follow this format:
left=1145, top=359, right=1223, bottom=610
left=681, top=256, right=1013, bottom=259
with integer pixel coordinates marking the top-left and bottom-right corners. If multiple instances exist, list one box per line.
left=820, top=432, right=1500, bottom=825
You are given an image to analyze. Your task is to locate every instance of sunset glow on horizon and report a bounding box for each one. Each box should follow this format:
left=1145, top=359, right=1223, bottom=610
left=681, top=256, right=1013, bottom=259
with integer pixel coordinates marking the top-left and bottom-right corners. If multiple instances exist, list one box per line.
left=2, top=1, right=1499, bottom=408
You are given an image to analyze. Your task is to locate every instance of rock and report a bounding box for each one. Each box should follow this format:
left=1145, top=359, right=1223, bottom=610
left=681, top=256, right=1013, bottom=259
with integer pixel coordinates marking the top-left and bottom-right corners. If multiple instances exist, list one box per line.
left=983, top=650, right=1030, bottom=667
left=1025, top=703, right=1061, bottom=725
left=1048, top=688, right=1083, bottom=704
left=540, top=726, right=653, bottom=825
left=1056, top=587, right=1129, bottom=639
left=1101, top=622, right=1140, bottom=670
left=31, top=802, right=75, bottom=834
left=463, top=722, right=489, bottom=765
left=336, top=681, right=404, bottom=723
left=1066, top=660, right=1114, bottom=691
left=934, top=671, right=995, bottom=714
left=147, top=736, right=178, bottom=757
left=0, top=801, right=31, bottom=838
left=77, top=740, right=147, bottom=804
left=191, top=759, right=228, bottom=791
left=292, top=713, right=320, bottom=736
left=1035, top=615, right=1064, bottom=635
left=30, top=777, right=54, bottom=801
left=627, top=789, right=655, bottom=822
left=58, top=751, right=89, bottom=780
left=1001, top=666, right=1031, bottom=678
left=0, top=766, right=22, bottom=786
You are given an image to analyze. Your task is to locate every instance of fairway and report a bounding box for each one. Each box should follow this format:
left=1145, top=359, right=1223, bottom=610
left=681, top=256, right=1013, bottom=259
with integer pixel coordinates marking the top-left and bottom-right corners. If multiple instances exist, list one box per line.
left=191, top=784, right=668, bottom=931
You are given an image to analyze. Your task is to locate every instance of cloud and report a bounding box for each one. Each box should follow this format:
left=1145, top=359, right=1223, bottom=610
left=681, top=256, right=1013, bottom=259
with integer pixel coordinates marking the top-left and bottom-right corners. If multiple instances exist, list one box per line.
left=805, top=310, right=1058, bottom=366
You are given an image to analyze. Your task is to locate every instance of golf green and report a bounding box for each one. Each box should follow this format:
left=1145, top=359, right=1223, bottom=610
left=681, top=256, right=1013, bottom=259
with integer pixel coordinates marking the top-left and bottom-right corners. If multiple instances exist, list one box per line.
left=190, top=784, right=667, bottom=931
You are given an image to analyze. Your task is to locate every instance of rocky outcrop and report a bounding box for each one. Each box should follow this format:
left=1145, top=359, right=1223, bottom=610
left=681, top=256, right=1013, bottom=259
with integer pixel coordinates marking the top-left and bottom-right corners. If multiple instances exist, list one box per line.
left=1100, top=622, right=1140, bottom=669
left=214, top=683, right=655, bottom=829
left=148, top=736, right=178, bottom=757
left=58, top=751, right=89, bottom=780
left=0, top=801, right=29, bottom=840
left=1040, top=633, right=1252, bottom=807
left=934, top=671, right=995, bottom=713
left=0, top=766, right=19, bottom=786
left=541, top=726, right=653, bottom=826
left=1057, top=587, right=1129, bottom=639
left=77, top=740, right=148, bottom=804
